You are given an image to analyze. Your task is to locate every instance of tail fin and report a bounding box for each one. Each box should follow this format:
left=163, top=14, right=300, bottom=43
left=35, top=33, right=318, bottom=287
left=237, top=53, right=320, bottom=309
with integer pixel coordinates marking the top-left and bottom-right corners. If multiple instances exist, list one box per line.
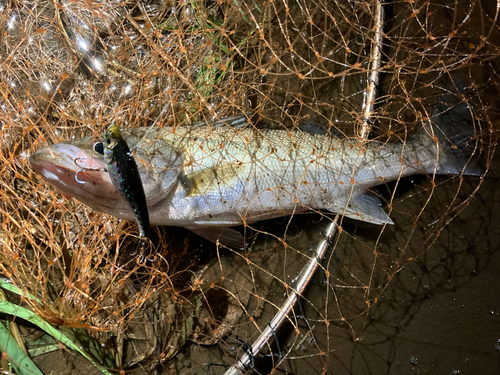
left=424, top=96, right=482, bottom=176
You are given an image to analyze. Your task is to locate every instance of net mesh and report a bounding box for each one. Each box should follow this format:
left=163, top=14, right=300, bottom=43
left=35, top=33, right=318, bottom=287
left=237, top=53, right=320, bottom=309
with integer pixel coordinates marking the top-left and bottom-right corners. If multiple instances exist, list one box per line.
left=0, top=0, right=499, bottom=373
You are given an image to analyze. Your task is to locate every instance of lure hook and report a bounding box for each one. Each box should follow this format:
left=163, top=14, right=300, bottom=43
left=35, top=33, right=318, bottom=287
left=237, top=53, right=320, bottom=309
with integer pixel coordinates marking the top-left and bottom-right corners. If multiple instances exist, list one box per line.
left=73, top=157, right=106, bottom=184
left=74, top=157, right=86, bottom=169
left=75, top=169, right=86, bottom=184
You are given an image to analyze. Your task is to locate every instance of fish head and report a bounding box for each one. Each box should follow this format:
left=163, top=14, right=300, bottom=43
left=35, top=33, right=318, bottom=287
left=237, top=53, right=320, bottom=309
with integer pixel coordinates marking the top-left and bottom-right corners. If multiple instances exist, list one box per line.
left=29, top=136, right=133, bottom=218
left=29, top=132, right=184, bottom=220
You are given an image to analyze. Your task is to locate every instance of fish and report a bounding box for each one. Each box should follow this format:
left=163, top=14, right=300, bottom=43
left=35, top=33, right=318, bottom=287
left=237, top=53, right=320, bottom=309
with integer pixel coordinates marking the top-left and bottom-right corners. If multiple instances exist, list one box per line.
left=29, top=99, right=479, bottom=248
left=100, top=124, right=150, bottom=238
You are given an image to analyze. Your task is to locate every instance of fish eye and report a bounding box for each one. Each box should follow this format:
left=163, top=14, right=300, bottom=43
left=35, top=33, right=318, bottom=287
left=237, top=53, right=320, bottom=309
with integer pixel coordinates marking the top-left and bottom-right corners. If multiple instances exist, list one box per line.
left=93, top=142, right=104, bottom=154
left=105, top=138, right=111, bottom=145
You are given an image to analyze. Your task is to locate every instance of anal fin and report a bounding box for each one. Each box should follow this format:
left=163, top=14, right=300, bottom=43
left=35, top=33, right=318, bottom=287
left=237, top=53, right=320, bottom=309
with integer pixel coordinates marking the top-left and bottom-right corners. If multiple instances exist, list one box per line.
left=343, top=193, right=394, bottom=225
left=188, top=226, right=246, bottom=249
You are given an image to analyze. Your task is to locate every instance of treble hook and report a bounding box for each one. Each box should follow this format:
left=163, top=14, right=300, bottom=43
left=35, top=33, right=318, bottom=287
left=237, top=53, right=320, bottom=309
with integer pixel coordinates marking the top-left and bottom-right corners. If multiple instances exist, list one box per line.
left=73, top=157, right=106, bottom=184
left=75, top=168, right=86, bottom=184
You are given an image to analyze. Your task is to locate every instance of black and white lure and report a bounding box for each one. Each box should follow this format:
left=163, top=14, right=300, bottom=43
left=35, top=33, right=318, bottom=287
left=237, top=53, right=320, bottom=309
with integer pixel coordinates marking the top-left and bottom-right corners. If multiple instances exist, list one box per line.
left=98, top=124, right=150, bottom=238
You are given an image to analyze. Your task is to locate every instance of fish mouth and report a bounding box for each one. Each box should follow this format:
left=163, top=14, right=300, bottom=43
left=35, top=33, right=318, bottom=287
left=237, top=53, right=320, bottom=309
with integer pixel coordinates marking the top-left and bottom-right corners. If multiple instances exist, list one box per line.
left=29, top=141, right=133, bottom=219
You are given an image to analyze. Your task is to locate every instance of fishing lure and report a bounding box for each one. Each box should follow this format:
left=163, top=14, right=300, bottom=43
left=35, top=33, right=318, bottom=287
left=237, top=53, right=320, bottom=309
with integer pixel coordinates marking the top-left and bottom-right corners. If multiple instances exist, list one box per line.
left=102, top=124, right=150, bottom=238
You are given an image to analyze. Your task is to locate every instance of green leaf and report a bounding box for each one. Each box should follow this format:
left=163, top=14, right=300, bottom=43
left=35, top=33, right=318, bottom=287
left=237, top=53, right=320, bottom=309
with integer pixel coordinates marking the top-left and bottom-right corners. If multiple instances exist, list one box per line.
left=0, top=279, right=40, bottom=304
left=0, top=300, right=114, bottom=375
left=28, top=344, right=60, bottom=357
left=0, top=320, right=43, bottom=375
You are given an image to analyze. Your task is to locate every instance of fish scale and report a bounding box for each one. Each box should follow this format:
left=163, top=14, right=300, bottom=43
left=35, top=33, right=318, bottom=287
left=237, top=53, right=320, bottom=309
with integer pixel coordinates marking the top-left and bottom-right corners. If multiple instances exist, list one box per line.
left=161, top=129, right=383, bottom=224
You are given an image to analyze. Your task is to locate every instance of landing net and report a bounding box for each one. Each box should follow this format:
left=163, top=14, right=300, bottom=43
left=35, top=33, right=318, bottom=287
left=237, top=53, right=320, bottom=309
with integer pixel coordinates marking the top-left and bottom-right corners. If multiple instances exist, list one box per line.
left=0, top=0, right=499, bottom=374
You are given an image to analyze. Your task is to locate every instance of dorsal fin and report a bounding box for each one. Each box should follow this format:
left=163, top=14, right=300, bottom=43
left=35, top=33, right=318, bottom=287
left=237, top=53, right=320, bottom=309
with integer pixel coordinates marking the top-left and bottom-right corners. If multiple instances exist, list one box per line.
left=191, top=116, right=249, bottom=129
left=296, top=120, right=343, bottom=138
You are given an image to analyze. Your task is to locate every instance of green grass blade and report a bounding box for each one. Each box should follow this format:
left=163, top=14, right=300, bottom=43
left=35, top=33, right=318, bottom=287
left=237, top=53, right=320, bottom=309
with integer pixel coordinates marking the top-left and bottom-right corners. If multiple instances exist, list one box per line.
left=0, top=320, right=43, bottom=375
left=0, top=279, right=40, bottom=303
left=0, top=300, right=114, bottom=375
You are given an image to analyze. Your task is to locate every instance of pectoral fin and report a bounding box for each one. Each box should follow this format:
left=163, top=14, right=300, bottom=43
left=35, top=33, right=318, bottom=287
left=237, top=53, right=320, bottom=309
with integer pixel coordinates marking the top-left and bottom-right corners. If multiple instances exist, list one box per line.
left=342, top=193, right=394, bottom=225
left=188, top=226, right=246, bottom=249
left=183, top=164, right=244, bottom=197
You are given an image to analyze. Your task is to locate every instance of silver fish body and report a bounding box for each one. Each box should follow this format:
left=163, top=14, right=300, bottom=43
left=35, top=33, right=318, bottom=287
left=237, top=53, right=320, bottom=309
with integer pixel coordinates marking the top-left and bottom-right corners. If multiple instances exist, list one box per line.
left=29, top=104, right=478, bottom=246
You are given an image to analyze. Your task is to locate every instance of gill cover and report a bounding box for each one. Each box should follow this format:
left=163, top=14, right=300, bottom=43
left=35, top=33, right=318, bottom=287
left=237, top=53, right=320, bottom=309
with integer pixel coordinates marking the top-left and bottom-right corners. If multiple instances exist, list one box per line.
left=122, top=129, right=185, bottom=205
